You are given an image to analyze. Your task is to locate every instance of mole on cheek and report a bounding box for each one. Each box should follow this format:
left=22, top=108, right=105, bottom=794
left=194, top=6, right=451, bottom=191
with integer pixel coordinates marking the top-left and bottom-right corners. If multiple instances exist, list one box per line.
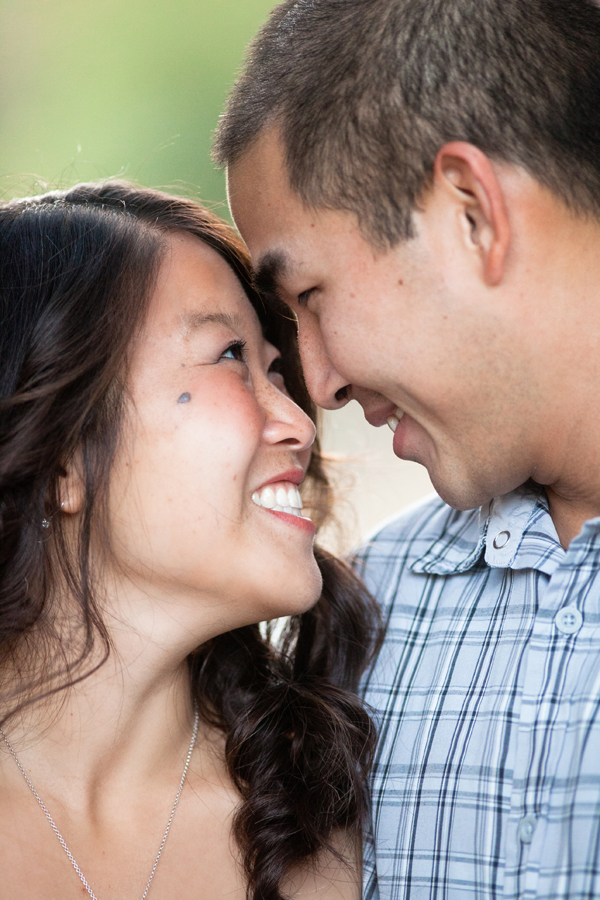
left=177, top=392, right=191, bottom=404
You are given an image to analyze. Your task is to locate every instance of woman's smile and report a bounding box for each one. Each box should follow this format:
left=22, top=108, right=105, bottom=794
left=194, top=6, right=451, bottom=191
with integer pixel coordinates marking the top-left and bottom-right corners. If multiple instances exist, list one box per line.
left=251, top=468, right=316, bottom=533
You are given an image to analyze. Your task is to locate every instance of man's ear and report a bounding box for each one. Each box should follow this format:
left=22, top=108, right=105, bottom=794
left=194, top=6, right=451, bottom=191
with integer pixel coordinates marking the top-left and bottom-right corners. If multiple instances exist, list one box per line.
left=434, top=142, right=511, bottom=286
left=59, top=451, right=85, bottom=516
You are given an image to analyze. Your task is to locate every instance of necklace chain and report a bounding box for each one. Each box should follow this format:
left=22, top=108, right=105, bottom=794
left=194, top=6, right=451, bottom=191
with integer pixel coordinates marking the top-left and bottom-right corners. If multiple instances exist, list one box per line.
left=0, top=703, right=199, bottom=900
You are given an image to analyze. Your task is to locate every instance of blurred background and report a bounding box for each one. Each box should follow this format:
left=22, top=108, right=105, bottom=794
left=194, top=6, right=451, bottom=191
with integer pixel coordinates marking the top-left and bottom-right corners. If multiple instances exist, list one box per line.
left=0, top=0, right=434, bottom=551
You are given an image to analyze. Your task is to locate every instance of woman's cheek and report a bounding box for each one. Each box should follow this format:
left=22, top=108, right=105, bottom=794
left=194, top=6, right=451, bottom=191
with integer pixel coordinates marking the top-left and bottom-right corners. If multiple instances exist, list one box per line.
left=182, top=373, right=264, bottom=462
left=121, top=369, right=264, bottom=532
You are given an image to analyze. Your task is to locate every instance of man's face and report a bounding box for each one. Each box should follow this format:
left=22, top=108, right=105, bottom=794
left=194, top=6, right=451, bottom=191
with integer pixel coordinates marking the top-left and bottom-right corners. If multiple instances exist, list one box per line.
left=228, top=130, right=550, bottom=510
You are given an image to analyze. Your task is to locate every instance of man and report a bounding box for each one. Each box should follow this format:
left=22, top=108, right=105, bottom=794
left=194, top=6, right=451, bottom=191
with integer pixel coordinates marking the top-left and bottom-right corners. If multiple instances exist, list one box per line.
left=213, top=1, right=600, bottom=897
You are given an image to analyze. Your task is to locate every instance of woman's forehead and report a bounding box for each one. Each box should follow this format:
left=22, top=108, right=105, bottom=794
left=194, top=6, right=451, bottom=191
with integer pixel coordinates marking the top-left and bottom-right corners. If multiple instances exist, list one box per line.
left=148, top=231, right=262, bottom=336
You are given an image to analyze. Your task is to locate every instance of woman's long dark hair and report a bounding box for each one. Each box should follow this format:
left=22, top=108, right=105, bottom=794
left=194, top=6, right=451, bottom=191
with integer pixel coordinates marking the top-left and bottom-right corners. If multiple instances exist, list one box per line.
left=0, top=182, right=380, bottom=900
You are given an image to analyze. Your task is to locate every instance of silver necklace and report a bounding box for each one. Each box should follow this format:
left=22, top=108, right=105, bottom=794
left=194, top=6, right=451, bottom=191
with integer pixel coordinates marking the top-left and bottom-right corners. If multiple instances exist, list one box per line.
left=0, top=703, right=199, bottom=900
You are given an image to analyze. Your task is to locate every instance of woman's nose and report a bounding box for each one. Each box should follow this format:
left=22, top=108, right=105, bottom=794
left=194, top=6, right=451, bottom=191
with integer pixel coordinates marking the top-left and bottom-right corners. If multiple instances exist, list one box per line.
left=262, top=388, right=316, bottom=452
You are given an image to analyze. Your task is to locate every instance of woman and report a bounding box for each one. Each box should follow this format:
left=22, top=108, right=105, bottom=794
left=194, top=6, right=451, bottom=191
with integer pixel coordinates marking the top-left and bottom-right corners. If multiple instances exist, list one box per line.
left=0, top=182, right=379, bottom=900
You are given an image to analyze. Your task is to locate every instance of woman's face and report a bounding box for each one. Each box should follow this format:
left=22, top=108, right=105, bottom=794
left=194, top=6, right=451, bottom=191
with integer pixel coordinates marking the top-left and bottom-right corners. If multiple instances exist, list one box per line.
left=105, top=232, right=321, bottom=636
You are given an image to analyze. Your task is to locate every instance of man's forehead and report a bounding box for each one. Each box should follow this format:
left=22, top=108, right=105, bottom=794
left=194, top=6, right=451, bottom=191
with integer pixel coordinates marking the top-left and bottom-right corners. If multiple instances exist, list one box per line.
left=228, top=128, right=374, bottom=282
left=227, top=128, right=290, bottom=211
left=227, top=132, right=318, bottom=259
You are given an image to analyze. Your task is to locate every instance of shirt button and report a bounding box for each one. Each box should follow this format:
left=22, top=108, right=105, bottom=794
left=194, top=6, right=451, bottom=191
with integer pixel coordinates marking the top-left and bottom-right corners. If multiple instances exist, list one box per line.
left=554, top=606, right=583, bottom=636
left=493, top=530, right=511, bottom=549
left=518, top=815, right=537, bottom=844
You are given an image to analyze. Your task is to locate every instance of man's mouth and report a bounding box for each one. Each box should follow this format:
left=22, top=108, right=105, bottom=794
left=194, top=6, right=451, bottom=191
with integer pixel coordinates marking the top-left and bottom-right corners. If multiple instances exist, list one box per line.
left=251, top=481, right=307, bottom=518
left=386, top=408, right=405, bottom=432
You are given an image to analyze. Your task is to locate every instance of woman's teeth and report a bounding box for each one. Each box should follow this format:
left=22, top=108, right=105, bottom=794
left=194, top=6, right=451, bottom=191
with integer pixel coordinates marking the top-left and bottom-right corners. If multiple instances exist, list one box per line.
left=387, top=408, right=405, bottom=432
left=251, top=482, right=306, bottom=517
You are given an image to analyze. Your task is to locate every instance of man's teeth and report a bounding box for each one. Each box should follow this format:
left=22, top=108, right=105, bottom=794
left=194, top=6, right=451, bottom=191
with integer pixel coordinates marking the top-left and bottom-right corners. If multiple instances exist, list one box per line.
left=251, top=482, right=307, bottom=517
left=387, top=408, right=405, bottom=433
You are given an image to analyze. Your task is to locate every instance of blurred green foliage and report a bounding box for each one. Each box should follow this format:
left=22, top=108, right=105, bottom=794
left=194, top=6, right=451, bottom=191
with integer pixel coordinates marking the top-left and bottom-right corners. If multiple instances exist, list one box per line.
left=0, top=0, right=277, bottom=210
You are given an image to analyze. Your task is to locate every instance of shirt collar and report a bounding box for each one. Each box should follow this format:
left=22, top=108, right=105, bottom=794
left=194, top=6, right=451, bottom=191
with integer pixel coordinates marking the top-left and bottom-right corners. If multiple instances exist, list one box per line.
left=412, top=483, right=565, bottom=577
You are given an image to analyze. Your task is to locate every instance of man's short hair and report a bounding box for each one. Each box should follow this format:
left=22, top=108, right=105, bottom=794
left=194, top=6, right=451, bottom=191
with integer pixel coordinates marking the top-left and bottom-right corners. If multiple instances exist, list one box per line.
left=213, top=0, right=600, bottom=248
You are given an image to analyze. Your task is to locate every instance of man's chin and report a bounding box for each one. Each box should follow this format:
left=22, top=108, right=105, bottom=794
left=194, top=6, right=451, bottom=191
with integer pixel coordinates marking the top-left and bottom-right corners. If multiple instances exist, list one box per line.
left=429, top=465, right=532, bottom=512
left=427, top=468, right=502, bottom=512
left=394, top=421, right=525, bottom=510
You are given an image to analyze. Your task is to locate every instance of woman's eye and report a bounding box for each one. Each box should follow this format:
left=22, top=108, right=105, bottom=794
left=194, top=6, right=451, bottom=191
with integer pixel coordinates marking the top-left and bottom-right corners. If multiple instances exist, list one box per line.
left=220, top=340, right=247, bottom=362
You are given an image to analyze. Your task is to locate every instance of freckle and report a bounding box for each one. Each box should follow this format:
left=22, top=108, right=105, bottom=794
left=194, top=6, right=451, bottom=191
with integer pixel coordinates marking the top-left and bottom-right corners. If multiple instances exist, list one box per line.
left=177, top=392, right=191, bottom=404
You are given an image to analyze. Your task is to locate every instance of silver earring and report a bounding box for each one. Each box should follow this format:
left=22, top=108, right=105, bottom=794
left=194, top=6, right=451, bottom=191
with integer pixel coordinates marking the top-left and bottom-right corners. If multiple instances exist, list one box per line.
left=42, top=501, right=66, bottom=529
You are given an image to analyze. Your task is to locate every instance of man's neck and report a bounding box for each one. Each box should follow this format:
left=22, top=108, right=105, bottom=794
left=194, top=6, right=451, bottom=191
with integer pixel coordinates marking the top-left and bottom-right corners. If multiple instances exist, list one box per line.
left=546, top=484, right=600, bottom=549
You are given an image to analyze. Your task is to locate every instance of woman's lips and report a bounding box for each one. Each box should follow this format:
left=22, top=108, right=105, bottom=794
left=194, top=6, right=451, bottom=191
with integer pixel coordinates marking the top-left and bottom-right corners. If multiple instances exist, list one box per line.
left=251, top=480, right=316, bottom=534
left=266, top=508, right=316, bottom=534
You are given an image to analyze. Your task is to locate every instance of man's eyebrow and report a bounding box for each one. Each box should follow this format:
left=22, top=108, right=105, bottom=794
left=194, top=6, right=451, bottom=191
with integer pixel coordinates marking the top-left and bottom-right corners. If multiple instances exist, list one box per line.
left=253, top=250, right=289, bottom=300
left=182, top=310, right=245, bottom=332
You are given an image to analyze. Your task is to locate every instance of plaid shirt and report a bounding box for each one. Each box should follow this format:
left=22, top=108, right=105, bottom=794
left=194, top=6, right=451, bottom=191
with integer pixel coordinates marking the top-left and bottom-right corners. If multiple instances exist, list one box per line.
left=355, top=484, right=600, bottom=900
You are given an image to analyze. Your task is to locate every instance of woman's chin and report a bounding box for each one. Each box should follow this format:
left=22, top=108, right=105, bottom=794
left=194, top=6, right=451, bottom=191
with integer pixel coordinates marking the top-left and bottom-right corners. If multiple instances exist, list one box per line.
left=251, top=565, right=323, bottom=624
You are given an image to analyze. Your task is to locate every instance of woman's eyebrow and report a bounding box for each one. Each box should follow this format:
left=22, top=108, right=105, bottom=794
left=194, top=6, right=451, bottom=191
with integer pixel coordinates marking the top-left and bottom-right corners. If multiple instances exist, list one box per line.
left=183, top=310, right=244, bottom=332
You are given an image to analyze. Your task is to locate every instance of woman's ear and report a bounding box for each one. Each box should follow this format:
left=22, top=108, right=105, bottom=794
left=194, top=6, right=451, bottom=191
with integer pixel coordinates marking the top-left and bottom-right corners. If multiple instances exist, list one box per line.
left=434, top=141, right=511, bottom=286
left=59, top=451, right=85, bottom=515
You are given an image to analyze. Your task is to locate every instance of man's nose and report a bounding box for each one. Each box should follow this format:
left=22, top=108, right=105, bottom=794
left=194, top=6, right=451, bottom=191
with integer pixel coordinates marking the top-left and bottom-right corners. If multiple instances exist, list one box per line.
left=297, top=316, right=350, bottom=410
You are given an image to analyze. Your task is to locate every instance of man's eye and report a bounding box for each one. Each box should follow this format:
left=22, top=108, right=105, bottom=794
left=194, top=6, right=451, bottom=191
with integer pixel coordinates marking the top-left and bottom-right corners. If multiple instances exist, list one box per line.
left=220, top=340, right=247, bottom=362
left=297, top=288, right=315, bottom=307
left=268, top=356, right=289, bottom=391
left=268, top=356, right=284, bottom=374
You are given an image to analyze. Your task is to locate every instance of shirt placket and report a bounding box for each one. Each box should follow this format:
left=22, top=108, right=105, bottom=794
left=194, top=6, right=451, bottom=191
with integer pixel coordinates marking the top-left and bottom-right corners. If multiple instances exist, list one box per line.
left=502, top=531, right=600, bottom=900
